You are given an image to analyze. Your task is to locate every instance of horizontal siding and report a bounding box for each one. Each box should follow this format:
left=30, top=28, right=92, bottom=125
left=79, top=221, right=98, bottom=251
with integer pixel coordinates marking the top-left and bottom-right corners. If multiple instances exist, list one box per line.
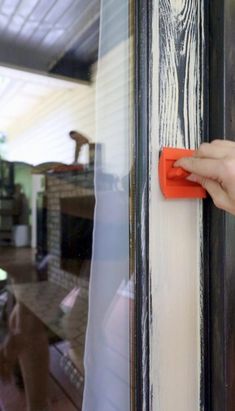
left=96, top=39, right=132, bottom=177
left=6, top=37, right=132, bottom=175
left=7, top=82, right=95, bottom=165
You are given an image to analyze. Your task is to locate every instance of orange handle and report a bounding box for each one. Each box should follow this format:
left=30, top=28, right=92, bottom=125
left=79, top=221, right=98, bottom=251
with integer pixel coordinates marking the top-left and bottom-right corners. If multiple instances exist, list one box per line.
left=167, top=168, right=190, bottom=181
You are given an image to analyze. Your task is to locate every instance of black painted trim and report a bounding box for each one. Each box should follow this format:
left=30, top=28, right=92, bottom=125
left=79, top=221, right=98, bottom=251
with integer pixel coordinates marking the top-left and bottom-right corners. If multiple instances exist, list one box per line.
left=201, top=1, right=211, bottom=408
left=134, top=0, right=151, bottom=410
left=50, top=55, right=92, bottom=82
left=206, top=1, right=235, bottom=410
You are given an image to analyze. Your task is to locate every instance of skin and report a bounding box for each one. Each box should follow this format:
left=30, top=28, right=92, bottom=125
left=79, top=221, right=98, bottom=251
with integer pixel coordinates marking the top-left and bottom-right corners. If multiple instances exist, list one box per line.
left=175, top=139, right=235, bottom=215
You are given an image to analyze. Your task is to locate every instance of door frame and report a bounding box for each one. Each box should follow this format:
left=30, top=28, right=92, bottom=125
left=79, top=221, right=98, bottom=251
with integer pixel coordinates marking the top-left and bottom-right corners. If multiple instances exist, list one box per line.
left=134, top=0, right=152, bottom=410
left=205, top=1, right=235, bottom=410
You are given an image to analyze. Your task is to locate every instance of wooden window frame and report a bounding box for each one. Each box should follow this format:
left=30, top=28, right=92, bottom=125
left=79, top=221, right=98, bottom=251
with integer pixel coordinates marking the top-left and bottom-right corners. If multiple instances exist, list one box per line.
left=134, top=0, right=152, bottom=410
left=204, top=1, right=235, bottom=409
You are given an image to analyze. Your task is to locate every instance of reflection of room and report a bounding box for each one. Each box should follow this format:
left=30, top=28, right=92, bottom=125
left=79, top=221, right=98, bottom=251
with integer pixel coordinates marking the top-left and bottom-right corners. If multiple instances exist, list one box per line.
left=0, top=64, right=96, bottom=409
left=0, top=1, right=132, bottom=410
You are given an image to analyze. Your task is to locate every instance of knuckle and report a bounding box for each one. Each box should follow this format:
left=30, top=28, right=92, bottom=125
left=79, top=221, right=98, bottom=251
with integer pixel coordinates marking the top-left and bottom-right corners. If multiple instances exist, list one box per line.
left=198, top=143, right=209, bottom=154
left=221, top=158, right=235, bottom=179
left=200, top=142, right=210, bottom=149
left=188, top=157, right=196, bottom=169
left=200, top=177, right=208, bottom=188
left=213, top=198, right=224, bottom=210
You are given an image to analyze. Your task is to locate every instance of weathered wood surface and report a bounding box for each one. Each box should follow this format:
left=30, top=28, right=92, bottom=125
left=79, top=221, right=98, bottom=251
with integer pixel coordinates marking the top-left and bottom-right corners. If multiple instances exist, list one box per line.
left=159, top=0, right=204, bottom=148
left=150, top=1, right=205, bottom=411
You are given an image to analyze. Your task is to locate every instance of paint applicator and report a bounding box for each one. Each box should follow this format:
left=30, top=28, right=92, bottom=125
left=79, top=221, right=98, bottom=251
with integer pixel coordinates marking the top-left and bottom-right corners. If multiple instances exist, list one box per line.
left=159, top=147, right=207, bottom=199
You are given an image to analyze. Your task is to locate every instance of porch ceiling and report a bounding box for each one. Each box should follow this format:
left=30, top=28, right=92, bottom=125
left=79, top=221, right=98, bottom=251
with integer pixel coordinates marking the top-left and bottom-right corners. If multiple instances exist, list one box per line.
left=0, top=0, right=100, bottom=81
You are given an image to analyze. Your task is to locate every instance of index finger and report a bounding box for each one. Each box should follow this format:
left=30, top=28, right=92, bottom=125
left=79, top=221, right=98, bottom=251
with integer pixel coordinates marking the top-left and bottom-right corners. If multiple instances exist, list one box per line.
left=174, top=157, right=222, bottom=180
left=194, top=142, right=234, bottom=159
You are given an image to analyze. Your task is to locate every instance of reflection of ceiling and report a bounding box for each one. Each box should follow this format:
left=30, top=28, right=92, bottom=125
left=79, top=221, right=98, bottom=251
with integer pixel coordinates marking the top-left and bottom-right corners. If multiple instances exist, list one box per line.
left=0, top=65, right=80, bottom=132
left=0, top=0, right=100, bottom=81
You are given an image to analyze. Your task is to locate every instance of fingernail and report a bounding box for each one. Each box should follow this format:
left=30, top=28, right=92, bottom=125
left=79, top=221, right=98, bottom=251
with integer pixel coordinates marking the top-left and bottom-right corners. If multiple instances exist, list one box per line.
left=186, top=173, right=197, bottom=182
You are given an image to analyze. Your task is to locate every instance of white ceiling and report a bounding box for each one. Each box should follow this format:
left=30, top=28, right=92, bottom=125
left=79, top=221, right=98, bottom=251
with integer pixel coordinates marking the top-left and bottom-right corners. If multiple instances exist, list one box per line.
left=0, top=64, right=79, bottom=132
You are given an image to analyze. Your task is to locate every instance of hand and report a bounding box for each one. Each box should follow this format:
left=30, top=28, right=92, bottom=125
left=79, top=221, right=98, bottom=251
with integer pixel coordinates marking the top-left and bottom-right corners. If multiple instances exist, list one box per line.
left=174, top=140, right=235, bottom=215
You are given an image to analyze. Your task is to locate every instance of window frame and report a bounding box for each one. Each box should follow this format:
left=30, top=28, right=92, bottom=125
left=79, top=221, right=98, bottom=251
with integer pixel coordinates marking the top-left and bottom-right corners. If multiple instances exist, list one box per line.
left=134, top=0, right=151, bottom=410
left=204, top=1, right=235, bottom=409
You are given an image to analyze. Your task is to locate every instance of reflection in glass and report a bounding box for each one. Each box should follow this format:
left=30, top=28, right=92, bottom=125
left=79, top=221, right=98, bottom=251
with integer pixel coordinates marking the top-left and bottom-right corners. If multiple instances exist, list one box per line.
left=0, top=1, right=134, bottom=410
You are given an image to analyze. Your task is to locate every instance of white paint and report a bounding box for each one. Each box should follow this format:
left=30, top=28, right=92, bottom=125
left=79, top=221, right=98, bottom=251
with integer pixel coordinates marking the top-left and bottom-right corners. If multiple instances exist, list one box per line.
left=149, top=177, right=201, bottom=410
left=150, top=1, right=204, bottom=410
left=170, top=0, right=185, bottom=13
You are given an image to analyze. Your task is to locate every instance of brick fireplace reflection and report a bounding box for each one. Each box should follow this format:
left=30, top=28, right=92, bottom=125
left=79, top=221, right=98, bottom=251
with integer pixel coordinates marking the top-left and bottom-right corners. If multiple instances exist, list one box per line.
left=46, top=167, right=95, bottom=290
left=44, top=167, right=95, bottom=396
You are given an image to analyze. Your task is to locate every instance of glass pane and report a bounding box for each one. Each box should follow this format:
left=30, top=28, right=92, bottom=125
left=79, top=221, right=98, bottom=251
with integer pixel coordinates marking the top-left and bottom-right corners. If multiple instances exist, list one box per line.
left=0, top=1, right=134, bottom=411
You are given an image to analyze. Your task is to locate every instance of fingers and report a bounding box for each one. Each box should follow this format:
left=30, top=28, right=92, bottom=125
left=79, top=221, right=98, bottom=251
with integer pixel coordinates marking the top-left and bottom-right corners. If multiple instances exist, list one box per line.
left=211, top=139, right=235, bottom=147
left=174, top=157, right=222, bottom=180
left=187, top=174, right=229, bottom=210
left=194, top=142, right=234, bottom=159
left=187, top=174, right=224, bottom=204
left=172, top=141, right=235, bottom=215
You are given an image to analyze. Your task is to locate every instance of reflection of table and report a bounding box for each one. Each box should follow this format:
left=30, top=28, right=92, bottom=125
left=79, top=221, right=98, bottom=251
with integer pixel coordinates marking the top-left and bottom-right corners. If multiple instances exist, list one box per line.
left=7, top=280, right=88, bottom=402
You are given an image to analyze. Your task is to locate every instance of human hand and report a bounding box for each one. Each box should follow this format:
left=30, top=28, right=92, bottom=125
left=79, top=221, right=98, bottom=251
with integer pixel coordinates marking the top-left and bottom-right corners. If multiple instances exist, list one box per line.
left=174, top=140, right=235, bottom=215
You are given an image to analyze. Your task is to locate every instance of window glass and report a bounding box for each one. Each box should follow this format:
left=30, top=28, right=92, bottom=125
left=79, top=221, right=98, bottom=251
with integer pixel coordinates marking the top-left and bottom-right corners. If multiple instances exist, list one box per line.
left=0, top=1, right=134, bottom=411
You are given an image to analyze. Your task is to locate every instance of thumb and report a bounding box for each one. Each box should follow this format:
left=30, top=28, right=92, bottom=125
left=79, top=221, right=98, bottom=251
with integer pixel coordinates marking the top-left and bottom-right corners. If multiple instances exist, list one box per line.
left=187, top=174, right=227, bottom=209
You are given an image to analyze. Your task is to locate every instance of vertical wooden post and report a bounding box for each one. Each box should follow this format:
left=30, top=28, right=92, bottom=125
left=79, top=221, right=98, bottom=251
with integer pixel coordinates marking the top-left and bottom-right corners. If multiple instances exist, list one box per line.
left=150, top=1, right=206, bottom=410
left=208, top=0, right=235, bottom=409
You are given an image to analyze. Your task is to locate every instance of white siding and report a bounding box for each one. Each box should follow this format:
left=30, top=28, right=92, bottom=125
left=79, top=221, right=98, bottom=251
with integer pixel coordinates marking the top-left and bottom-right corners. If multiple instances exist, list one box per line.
left=95, top=39, right=131, bottom=177
left=7, top=82, right=95, bottom=165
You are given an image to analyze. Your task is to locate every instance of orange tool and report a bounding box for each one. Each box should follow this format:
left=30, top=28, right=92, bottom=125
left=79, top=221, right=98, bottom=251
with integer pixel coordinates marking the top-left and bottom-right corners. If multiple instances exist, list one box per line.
left=159, top=147, right=207, bottom=199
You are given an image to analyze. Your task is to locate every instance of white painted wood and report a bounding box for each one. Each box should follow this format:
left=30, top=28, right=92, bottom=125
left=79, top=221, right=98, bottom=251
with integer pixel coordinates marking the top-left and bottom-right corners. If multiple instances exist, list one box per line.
left=150, top=1, right=204, bottom=410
